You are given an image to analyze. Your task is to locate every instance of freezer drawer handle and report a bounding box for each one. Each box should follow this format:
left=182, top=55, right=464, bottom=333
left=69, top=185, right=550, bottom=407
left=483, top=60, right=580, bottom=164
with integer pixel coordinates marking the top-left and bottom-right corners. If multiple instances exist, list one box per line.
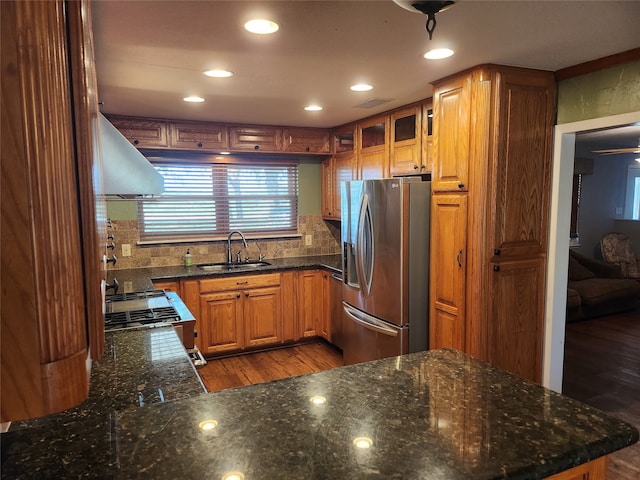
left=343, top=303, right=398, bottom=337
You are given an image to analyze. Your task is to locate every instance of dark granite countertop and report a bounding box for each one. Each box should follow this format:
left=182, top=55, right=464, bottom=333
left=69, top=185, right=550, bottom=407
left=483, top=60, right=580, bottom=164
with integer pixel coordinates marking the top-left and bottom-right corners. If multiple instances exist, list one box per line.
left=107, top=254, right=342, bottom=292
left=3, top=348, right=636, bottom=479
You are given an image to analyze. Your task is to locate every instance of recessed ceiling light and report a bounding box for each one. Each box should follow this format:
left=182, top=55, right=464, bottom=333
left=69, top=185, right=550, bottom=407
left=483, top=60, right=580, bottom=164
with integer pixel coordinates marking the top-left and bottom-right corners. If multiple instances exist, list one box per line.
left=424, top=48, right=454, bottom=60
left=203, top=69, right=234, bottom=78
left=183, top=96, right=205, bottom=103
left=351, top=84, right=373, bottom=92
left=353, top=437, right=373, bottom=449
left=304, top=105, right=323, bottom=111
left=244, top=19, right=279, bottom=34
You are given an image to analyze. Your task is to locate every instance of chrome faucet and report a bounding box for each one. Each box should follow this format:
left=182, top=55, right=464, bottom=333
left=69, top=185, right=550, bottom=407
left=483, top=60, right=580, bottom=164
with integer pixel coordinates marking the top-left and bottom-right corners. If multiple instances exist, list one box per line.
left=227, top=231, right=248, bottom=264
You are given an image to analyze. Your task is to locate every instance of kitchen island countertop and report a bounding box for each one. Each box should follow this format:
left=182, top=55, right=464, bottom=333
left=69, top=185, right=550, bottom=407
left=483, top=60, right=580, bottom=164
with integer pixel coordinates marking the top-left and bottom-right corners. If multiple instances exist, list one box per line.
left=2, top=347, right=637, bottom=479
left=106, top=254, right=342, bottom=292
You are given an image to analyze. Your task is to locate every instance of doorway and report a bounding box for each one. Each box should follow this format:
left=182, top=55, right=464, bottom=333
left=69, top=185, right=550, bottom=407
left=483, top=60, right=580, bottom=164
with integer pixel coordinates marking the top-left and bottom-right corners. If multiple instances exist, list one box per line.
left=543, top=111, right=640, bottom=392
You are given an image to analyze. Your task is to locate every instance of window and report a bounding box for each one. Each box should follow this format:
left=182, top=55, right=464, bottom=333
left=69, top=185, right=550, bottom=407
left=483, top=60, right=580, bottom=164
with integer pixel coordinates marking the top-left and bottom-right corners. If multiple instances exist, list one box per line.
left=138, top=161, right=298, bottom=240
left=570, top=173, right=582, bottom=239
left=624, top=163, right=640, bottom=220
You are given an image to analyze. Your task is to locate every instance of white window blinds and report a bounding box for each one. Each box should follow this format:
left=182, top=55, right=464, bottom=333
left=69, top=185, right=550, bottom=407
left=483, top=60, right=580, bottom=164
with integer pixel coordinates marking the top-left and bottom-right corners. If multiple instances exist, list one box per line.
left=138, top=162, right=298, bottom=240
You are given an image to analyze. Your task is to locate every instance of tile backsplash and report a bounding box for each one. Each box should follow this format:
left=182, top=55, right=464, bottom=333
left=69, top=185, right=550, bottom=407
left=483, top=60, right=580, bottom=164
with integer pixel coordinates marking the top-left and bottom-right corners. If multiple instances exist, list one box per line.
left=109, top=215, right=341, bottom=270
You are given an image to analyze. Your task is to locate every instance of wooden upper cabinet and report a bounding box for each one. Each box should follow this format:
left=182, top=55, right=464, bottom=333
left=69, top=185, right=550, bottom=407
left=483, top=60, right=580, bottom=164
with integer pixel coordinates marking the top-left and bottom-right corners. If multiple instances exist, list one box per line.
left=332, top=123, right=356, bottom=155
left=357, top=114, right=390, bottom=179
left=321, top=158, right=334, bottom=218
left=422, top=100, right=434, bottom=174
left=107, top=115, right=169, bottom=148
left=432, top=73, right=472, bottom=192
left=282, top=127, right=330, bottom=154
left=389, top=103, right=423, bottom=176
left=488, top=68, right=555, bottom=260
left=229, top=125, right=282, bottom=152
left=169, top=121, right=228, bottom=151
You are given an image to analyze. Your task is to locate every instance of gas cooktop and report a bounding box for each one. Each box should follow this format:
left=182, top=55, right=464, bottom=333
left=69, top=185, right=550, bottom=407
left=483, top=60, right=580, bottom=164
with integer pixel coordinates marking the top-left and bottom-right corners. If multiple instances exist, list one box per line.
left=105, top=290, right=180, bottom=331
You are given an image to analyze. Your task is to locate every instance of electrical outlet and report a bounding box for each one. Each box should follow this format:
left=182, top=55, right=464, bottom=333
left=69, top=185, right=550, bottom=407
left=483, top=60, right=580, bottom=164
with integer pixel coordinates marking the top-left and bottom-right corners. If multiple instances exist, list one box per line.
left=122, top=244, right=131, bottom=257
left=615, top=207, right=623, bottom=215
left=305, top=234, right=313, bottom=246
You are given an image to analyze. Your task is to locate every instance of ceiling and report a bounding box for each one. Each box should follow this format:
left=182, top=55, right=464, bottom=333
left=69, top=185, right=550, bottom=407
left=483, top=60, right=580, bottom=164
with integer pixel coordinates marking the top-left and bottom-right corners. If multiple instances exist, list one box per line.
left=92, top=0, right=639, bottom=131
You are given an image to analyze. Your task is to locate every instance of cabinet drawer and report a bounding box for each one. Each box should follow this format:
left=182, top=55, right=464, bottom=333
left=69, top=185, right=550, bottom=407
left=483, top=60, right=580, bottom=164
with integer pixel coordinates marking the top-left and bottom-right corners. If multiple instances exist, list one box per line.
left=169, top=121, right=228, bottom=150
left=200, top=273, right=281, bottom=293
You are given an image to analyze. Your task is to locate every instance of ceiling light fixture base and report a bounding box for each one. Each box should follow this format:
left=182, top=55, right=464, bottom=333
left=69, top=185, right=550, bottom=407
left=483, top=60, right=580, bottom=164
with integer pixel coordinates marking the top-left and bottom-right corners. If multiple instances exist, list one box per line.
left=393, top=0, right=455, bottom=40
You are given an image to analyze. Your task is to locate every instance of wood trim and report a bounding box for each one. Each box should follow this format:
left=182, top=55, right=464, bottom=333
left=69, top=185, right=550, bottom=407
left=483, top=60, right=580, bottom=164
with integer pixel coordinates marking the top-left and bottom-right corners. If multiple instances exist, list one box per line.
left=555, top=48, right=640, bottom=81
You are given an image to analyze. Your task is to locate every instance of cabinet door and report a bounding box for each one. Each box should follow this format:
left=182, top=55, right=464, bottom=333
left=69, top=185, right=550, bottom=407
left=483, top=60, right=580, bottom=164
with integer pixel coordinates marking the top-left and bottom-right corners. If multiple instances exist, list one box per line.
left=432, top=74, right=471, bottom=192
left=244, top=286, right=282, bottom=348
left=332, top=123, right=355, bottom=155
left=282, top=127, right=330, bottom=153
left=200, top=291, right=244, bottom=355
left=107, top=115, right=169, bottom=148
left=169, top=121, right=228, bottom=151
left=329, top=273, right=344, bottom=349
left=298, top=270, right=324, bottom=338
left=321, top=157, right=334, bottom=219
left=421, top=101, right=433, bottom=173
left=229, top=125, right=281, bottom=152
left=357, top=115, right=389, bottom=179
left=390, top=104, right=422, bottom=176
left=321, top=272, right=332, bottom=341
left=489, top=69, right=555, bottom=259
left=430, top=194, right=467, bottom=350
left=487, top=258, right=546, bottom=383
left=333, top=153, right=353, bottom=219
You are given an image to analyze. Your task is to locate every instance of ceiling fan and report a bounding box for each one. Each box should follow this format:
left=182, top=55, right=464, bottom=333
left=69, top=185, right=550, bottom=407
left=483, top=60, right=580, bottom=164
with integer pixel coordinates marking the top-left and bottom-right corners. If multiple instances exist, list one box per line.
left=592, top=137, right=640, bottom=155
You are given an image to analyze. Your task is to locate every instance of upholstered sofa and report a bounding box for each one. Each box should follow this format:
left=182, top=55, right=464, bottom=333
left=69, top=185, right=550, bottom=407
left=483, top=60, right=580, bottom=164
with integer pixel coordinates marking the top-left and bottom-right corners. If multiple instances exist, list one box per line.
left=566, top=249, right=640, bottom=322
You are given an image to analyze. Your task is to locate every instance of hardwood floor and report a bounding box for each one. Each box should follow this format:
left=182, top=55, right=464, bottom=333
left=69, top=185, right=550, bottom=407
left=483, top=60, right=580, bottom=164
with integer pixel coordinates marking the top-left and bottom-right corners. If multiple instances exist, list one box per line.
left=563, top=308, right=640, bottom=480
left=197, top=341, right=344, bottom=393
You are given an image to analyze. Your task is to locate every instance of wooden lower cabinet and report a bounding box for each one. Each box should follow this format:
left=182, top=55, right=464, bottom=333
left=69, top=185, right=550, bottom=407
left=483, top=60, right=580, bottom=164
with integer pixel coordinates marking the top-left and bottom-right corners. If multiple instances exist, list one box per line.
left=179, top=269, right=335, bottom=357
left=298, top=270, right=325, bottom=338
left=196, top=273, right=282, bottom=356
left=200, top=291, right=244, bottom=355
left=544, top=456, right=606, bottom=480
left=429, top=194, right=467, bottom=351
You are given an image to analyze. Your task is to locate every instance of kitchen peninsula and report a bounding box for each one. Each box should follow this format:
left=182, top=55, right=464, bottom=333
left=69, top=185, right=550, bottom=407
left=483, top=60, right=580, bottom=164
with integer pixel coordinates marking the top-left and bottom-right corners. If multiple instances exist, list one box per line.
left=2, top=343, right=637, bottom=479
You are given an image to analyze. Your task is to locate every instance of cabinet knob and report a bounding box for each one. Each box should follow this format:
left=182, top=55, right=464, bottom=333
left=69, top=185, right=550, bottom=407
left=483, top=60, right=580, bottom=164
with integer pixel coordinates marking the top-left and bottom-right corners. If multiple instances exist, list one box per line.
left=133, top=139, right=139, bottom=146
left=494, top=249, right=501, bottom=256
left=414, top=165, right=419, bottom=170
left=236, top=293, right=241, bottom=298
left=458, top=182, right=465, bottom=189
left=456, top=249, right=463, bottom=268
left=197, top=142, right=203, bottom=148
left=306, top=147, right=310, bottom=152
left=245, top=292, right=250, bottom=297
left=493, top=265, right=501, bottom=272
left=421, top=165, right=426, bottom=171
left=254, top=145, right=260, bottom=150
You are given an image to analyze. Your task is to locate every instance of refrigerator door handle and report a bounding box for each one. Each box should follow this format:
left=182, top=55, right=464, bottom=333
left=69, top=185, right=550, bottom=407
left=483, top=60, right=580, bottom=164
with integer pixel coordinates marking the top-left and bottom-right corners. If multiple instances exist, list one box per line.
left=355, top=192, right=374, bottom=295
left=343, top=303, right=398, bottom=337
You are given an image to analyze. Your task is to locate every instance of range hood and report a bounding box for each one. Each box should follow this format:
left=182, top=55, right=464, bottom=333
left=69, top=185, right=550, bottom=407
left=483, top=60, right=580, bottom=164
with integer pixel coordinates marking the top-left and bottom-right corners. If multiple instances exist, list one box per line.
left=99, top=113, right=164, bottom=196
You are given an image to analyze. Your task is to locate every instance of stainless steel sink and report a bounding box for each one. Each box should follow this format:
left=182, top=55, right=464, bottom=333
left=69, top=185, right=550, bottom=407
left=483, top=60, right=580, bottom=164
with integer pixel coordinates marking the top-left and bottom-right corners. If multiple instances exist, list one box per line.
left=197, top=261, right=271, bottom=271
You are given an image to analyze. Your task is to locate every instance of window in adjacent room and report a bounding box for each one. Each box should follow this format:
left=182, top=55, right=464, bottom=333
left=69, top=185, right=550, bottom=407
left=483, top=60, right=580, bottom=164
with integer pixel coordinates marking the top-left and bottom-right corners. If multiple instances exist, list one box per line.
left=138, top=160, right=298, bottom=241
left=570, top=173, right=582, bottom=240
left=624, top=163, right=640, bottom=220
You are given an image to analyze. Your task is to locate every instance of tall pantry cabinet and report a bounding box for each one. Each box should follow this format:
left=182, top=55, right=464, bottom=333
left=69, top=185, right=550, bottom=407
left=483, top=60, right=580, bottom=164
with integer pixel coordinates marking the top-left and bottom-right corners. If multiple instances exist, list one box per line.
left=429, top=65, right=556, bottom=383
left=1, top=0, right=105, bottom=422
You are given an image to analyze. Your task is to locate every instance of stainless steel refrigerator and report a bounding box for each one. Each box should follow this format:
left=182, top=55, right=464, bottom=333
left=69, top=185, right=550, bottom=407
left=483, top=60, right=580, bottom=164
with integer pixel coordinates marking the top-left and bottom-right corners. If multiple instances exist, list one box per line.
left=341, top=177, right=430, bottom=365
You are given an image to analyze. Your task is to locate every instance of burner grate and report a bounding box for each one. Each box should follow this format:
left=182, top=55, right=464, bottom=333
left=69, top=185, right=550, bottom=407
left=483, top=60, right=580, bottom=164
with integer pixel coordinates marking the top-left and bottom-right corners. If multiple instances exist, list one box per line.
left=104, top=306, right=180, bottom=330
left=106, top=290, right=166, bottom=303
